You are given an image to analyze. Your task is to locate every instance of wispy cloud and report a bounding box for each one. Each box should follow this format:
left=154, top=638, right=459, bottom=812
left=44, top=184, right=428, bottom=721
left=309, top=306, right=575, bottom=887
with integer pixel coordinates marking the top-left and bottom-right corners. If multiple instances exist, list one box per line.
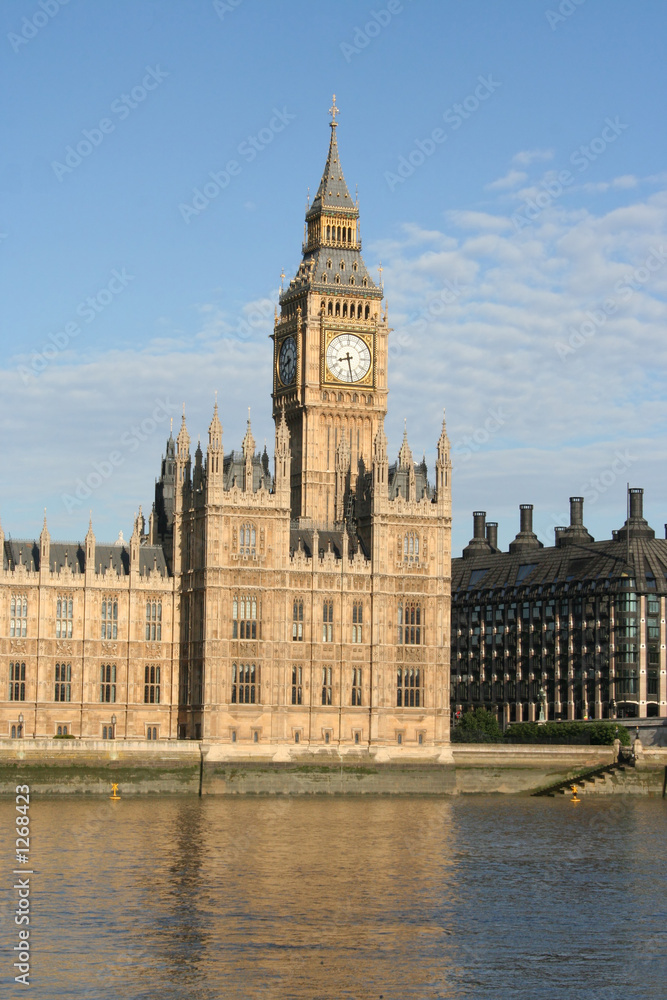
left=485, top=169, right=527, bottom=191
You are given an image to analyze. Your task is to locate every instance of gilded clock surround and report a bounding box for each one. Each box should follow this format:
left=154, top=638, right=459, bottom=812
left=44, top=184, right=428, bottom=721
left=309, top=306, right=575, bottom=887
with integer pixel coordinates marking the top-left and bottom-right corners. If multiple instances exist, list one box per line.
left=322, top=328, right=375, bottom=387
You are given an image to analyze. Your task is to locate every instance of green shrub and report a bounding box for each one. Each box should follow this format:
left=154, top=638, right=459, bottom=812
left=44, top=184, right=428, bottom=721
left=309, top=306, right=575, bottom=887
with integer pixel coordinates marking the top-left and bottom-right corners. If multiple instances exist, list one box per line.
left=452, top=708, right=503, bottom=742
left=504, top=720, right=630, bottom=745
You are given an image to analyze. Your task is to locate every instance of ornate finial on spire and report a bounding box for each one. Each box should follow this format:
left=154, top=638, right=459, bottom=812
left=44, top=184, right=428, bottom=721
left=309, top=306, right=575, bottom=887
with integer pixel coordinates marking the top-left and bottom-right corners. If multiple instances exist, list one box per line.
left=355, top=183, right=359, bottom=208
left=248, top=406, right=251, bottom=424
left=329, top=94, right=339, bottom=128
left=215, top=389, right=218, bottom=404
left=170, top=417, right=173, bottom=433
left=378, top=262, right=383, bottom=289
left=306, top=186, right=310, bottom=209
left=280, top=268, right=285, bottom=291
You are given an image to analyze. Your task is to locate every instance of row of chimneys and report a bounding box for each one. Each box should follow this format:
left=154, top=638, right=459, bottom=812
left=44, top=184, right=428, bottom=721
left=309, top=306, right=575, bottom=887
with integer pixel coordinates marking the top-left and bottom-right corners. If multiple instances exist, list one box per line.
left=462, top=488, right=656, bottom=558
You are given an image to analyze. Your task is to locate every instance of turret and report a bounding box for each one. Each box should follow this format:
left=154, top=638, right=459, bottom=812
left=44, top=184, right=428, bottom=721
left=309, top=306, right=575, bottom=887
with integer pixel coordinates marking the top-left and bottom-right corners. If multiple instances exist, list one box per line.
left=435, top=410, right=451, bottom=512
left=39, top=510, right=50, bottom=577
left=130, top=513, right=141, bottom=574
left=206, top=398, right=223, bottom=502
left=242, top=416, right=255, bottom=493
left=335, top=435, right=351, bottom=523
left=85, top=515, right=95, bottom=576
left=397, top=425, right=416, bottom=502
left=372, top=422, right=389, bottom=514
left=274, top=405, right=291, bottom=502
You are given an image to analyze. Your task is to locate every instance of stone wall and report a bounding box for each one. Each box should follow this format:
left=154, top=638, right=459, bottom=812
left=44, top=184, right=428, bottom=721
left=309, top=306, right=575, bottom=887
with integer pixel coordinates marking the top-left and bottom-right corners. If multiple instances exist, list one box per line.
left=0, top=740, right=664, bottom=796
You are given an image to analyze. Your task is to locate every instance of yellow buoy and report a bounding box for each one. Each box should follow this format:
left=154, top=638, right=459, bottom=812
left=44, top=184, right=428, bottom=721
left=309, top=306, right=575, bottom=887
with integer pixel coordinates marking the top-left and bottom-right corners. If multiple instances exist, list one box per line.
left=110, top=782, right=121, bottom=800
left=570, top=784, right=580, bottom=803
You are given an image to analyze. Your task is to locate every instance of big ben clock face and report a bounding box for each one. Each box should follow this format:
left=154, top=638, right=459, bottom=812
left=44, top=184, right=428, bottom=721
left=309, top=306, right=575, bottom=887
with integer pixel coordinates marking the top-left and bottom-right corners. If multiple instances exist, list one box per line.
left=326, top=334, right=372, bottom=383
left=278, top=336, right=297, bottom=385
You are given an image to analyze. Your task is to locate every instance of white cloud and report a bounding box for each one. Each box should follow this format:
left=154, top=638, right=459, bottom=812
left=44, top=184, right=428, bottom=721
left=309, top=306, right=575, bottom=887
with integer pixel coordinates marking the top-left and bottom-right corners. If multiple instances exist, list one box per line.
left=582, top=174, right=639, bottom=194
left=512, top=148, right=554, bottom=166
left=2, top=185, right=666, bottom=558
left=485, top=169, right=528, bottom=191
left=445, top=210, right=512, bottom=233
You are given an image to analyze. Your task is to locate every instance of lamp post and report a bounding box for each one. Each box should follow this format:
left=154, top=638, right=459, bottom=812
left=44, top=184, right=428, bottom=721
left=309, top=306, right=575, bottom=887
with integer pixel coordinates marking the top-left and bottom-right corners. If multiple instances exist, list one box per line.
left=538, top=686, right=547, bottom=725
left=17, top=713, right=24, bottom=739
left=111, top=713, right=117, bottom=741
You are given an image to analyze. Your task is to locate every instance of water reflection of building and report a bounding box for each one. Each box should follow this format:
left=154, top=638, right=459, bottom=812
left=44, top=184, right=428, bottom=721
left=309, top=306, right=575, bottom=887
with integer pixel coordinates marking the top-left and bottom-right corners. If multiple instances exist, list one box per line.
left=451, top=490, right=667, bottom=724
left=0, top=102, right=453, bottom=749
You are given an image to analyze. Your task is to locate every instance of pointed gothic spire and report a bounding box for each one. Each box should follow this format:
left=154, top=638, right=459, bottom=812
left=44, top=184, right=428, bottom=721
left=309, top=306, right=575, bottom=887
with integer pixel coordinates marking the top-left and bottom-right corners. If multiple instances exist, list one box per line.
left=309, top=95, right=354, bottom=214
left=242, top=415, right=255, bottom=459
left=40, top=508, right=50, bottom=569
left=208, top=398, right=222, bottom=451
left=176, top=406, right=190, bottom=458
left=398, top=422, right=413, bottom=469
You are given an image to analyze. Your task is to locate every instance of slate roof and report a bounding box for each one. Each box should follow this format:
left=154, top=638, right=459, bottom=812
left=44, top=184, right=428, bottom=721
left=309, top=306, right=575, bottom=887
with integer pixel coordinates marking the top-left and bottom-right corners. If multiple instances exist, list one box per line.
left=307, top=126, right=355, bottom=216
left=290, top=526, right=367, bottom=560
left=3, top=539, right=169, bottom=577
left=453, top=535, right=667, bottom=596
left=222, top=449, right=272, bottom=492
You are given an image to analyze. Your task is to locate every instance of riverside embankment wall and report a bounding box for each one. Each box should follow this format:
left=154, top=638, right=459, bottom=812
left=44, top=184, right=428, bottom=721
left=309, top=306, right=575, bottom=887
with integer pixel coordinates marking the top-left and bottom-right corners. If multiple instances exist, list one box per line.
left=1, top=740, right=665, bottom=795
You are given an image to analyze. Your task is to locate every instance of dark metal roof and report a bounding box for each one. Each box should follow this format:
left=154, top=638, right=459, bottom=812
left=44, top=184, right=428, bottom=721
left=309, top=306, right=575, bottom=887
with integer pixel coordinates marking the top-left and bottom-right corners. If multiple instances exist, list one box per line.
left=307, top=126, right=355, bottom=216
left=453, top=536, right=667, bottom=596
left=3, top=539, right=169, bottom=577
left=289, top=526, right=367, bottom=560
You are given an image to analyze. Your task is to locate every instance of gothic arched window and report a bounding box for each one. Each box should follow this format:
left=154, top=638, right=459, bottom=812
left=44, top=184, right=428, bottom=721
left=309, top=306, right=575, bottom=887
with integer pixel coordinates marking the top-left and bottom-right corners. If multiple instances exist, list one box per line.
left=397, top=601, right=422, bottom=645
left=239, top=524, right=256, bottom=556
left=342, top=303, right=348, bottom=318
left=335, top=301, right=340, bottom=316
left=397, top=667, right=423, bottom=707
left=364, top=304, right=370, bottom=319
left=328, top=300, right=333, bottom=315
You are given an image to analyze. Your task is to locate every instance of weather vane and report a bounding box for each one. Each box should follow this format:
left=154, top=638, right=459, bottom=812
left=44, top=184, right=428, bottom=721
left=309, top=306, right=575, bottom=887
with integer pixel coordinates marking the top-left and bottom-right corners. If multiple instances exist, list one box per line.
left=329, top=94, right=339, bottom=126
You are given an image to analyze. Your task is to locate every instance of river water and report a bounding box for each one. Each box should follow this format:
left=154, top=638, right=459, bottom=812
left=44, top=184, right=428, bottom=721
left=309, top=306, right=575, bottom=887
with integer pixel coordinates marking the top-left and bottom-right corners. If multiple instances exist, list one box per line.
left=0, top=795, right=665, bottom=1000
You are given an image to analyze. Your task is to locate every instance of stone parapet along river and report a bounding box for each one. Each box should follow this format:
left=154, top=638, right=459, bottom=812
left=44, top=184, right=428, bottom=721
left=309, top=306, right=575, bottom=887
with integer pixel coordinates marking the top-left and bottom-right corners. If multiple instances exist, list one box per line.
left=0, top=739, right=665, bottom=795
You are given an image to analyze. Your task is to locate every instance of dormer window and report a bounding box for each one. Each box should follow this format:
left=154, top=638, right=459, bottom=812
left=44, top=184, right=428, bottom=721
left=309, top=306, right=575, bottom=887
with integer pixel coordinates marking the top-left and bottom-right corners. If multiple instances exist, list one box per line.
left=335, top=275, right=341, bottom=284
left=340, top=261, right=345, bottom=271
left=322, top=274, right=327, bottom=282
left=327, top=259, right=332, bottom=269
left=362, top=277, right=368, bottom=287
left=349, top=276, right=355, bottom=285
left=353, top=262, right=358, bottom=272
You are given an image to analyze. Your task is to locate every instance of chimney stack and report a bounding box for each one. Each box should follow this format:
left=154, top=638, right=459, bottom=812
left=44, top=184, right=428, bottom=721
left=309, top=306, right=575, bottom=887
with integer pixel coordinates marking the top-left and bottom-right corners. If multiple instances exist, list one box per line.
left=486, top=522, right=498, bottom=551
left=473, top=511, right=486, bottom=539
left=629, top=488, right=643, bottom=519
left=570, top=496, right=584, bottom=526
left=519, top=504, right=533, bottom=534
left=509, top=503, right=543, bottom=554
left=616, top=487, right=654, bottom=542
left=462, top=510, right=493, bottom=558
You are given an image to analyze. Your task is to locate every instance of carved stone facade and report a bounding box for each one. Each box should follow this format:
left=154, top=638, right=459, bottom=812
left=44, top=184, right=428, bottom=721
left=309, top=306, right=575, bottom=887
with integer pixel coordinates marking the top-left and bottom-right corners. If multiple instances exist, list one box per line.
left=0, top=107, right=452, bottom=749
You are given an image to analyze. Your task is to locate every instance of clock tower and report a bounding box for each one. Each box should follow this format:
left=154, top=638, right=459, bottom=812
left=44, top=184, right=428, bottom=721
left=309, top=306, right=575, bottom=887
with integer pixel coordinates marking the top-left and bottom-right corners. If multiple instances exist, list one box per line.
left=272, top=97, right=388, bottom=523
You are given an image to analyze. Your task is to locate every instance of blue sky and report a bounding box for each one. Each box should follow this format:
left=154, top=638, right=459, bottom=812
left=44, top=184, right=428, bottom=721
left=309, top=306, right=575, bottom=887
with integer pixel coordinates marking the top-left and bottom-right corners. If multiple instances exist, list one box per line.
left=1, top=0, right=666, bottom=555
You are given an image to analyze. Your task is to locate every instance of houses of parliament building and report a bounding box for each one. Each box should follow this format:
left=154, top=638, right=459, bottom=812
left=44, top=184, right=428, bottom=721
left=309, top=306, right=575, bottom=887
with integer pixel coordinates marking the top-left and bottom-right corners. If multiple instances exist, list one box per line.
left=0, top=105, right=454, bottom=750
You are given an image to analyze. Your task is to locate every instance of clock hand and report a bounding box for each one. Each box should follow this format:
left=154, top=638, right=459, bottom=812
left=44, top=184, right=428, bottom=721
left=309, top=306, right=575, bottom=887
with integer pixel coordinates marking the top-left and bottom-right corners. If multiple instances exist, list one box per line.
left=338, top=351, right=354, bottom=381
